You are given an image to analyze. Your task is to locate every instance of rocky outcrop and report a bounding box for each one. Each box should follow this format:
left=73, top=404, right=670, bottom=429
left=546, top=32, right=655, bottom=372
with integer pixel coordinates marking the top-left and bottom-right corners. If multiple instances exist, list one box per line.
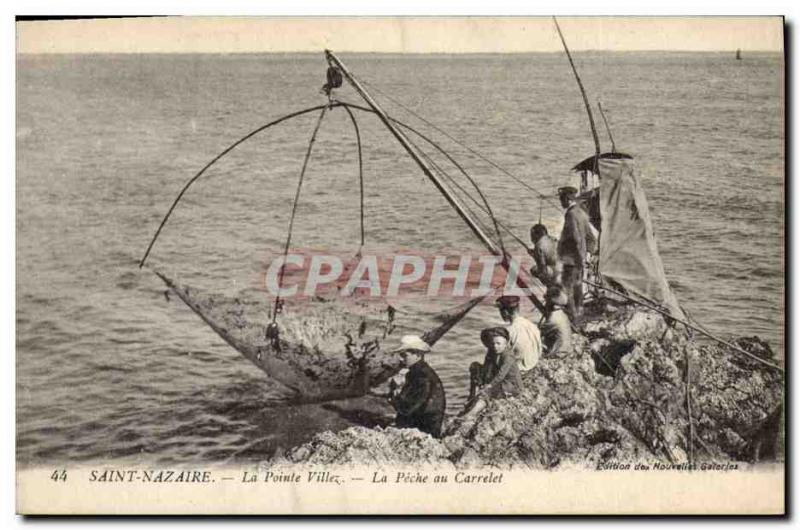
left=273, top=303, right=783, bottom=468
left=280, top=426, right=454, bottom=466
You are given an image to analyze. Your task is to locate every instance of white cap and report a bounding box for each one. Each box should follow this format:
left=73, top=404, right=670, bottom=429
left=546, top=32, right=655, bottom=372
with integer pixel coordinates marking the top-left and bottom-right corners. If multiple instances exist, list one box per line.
left=394, top=334, right=431, bottom=353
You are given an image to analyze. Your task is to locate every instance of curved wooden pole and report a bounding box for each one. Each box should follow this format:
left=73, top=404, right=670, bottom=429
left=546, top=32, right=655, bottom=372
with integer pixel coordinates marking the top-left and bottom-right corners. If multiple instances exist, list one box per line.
left=139, top=103, right=335, bottom=268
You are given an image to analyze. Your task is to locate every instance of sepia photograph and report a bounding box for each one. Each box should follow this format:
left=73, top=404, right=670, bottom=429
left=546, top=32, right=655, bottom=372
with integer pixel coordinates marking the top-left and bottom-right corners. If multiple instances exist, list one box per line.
left=14, top=15, right=785, bottom=514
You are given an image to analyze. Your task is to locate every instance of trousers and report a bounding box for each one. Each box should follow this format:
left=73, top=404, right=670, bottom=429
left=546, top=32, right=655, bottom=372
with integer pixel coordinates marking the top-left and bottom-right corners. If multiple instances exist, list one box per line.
left=561, top=263, right=584, bottom=322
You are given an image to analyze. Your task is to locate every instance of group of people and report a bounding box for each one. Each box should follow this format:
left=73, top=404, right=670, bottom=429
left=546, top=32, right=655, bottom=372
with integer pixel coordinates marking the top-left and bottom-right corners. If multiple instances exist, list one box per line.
left=387, top=186, right=599, bottom=438
left=529, top=185, right=598, bottom=323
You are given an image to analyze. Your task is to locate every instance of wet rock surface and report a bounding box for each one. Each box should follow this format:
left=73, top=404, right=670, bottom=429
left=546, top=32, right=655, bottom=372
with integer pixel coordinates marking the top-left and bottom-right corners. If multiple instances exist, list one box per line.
left=272, top=303, right=784, bottom=468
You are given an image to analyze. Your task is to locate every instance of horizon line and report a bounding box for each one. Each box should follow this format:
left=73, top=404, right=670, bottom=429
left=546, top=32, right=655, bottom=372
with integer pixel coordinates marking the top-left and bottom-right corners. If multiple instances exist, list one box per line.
left=17, top=49, right=783, bottom=55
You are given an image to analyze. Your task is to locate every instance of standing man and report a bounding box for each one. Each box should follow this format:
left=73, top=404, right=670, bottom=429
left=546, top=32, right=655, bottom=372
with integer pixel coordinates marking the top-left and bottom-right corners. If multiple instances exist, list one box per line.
left=557, top=186, right=597, bottom=324
left=528, top=223, right=561, bottom=288
left=496, top=295, right=542, bottom=374
left=389, top=335, right=446, bottom=438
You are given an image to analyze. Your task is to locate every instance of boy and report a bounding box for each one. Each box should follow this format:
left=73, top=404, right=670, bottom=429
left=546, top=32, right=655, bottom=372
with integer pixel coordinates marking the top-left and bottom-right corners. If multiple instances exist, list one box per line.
left=462, top=327, right=523, bottom=420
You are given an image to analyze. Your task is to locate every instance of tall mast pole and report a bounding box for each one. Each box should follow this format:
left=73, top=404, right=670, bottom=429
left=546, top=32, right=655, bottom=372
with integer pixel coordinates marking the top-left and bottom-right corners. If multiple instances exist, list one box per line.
left=553, top=16, right=601, bottom=187
left=325, top=50, right=498, bottom=254
left=325, top=50, right=545, bottom=312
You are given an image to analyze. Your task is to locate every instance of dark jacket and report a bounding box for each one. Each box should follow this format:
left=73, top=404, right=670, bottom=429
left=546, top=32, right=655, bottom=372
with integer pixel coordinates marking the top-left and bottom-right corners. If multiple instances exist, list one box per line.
left=479, top=348, right=523, bottom=399
left=558, top=203, right=596, bottom=266
left=392, top=359, right=446, bottom=438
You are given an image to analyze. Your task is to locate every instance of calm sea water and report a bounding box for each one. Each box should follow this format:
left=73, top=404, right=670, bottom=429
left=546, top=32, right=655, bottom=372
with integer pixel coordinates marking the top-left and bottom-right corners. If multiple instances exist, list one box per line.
left=17, top=52, right=784, bottom=466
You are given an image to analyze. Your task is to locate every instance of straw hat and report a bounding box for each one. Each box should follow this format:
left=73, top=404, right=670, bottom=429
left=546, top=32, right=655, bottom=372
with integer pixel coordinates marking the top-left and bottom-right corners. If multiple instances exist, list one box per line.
left=394, top=334, right=431, bottom=353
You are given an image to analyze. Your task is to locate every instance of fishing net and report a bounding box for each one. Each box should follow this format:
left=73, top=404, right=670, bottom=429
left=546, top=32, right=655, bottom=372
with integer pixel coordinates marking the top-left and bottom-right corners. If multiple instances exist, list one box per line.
left=156, top=271, right=485, bottom=404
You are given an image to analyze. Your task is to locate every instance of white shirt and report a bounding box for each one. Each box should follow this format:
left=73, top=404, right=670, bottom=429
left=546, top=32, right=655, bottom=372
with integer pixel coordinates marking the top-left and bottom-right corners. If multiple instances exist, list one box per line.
left=507, top=315, right=542, bottom=372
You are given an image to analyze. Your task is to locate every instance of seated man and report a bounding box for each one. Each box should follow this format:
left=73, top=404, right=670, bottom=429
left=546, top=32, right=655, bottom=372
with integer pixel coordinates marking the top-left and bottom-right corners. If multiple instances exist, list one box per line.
left=540, top=285, right=572, bottom=357
left=528, top=223, right=561, bottom=287
left=388, top=335, right=446, bottom=438
left=462, top=327, right=522, bottom=420
left=496, top=295, right=542, bottom=373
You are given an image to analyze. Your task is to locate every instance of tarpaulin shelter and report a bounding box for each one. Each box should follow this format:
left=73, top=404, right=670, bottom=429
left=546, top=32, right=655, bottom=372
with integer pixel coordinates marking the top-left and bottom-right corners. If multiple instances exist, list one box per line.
left=576, top=154, right=684, bottom=319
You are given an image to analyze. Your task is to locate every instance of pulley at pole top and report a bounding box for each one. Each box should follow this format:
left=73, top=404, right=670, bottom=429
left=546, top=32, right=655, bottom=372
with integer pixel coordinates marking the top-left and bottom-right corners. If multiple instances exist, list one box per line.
left=323, top=49, right=501, bottom=257
left=322, top=63, right=343, bottom=97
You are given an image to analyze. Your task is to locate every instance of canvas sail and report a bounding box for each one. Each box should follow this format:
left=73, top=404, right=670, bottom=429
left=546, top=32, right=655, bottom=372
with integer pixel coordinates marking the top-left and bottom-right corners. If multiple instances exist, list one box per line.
left=596, top=156, right=685, bottom=319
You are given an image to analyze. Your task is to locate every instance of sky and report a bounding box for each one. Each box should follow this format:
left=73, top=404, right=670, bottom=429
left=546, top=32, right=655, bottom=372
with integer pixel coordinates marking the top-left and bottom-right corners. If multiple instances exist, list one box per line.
left=16, top=16, right=784, bottom=54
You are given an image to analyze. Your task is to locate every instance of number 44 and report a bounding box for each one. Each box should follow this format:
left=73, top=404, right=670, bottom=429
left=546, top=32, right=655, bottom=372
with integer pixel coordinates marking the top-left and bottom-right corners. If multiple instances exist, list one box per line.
left=50, top=470, right=67, bottom=482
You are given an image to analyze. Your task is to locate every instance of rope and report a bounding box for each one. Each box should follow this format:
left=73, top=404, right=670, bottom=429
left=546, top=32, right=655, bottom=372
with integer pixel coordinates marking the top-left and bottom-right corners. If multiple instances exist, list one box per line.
left=406, top=133, right=498, bottom=245
left=395, top=117, right=535, bottom=249
left=420, top=147, right=530, bottom=249
left=584, top=278, right=784, bottom=373
left=415, top=145, right=499, bottom=246
left=406, top=125, right=544, bottom=257
left=685, top=345, right=694, bottom=465
left=358, top=78, right=562, bottom=211
left=272, top=106, right=328, bottom=321
left=440, top=173, right=529, bottom=248
left=339, top=104, right=366, bottom=249
left=334, top=99, right=547, bottom=312
left=337, top=101, right=510, bottom=257
left=393, top=115, right=507, bottom=256
left=339, top=100, right=508, bottom=256
left=138, top=103, right=335, bottom=268
left=335, top=101, right=561, bottom=254
left=139, top=97, right=525, bottom=287
left=427, top=161, right=548, bottom=312
left=398, top=121, right=509, bottom=257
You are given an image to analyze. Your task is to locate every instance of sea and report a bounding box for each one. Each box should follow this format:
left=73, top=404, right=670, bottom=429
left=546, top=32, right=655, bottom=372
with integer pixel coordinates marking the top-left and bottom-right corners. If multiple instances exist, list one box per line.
left=16, top=52, right=784, bottom=466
